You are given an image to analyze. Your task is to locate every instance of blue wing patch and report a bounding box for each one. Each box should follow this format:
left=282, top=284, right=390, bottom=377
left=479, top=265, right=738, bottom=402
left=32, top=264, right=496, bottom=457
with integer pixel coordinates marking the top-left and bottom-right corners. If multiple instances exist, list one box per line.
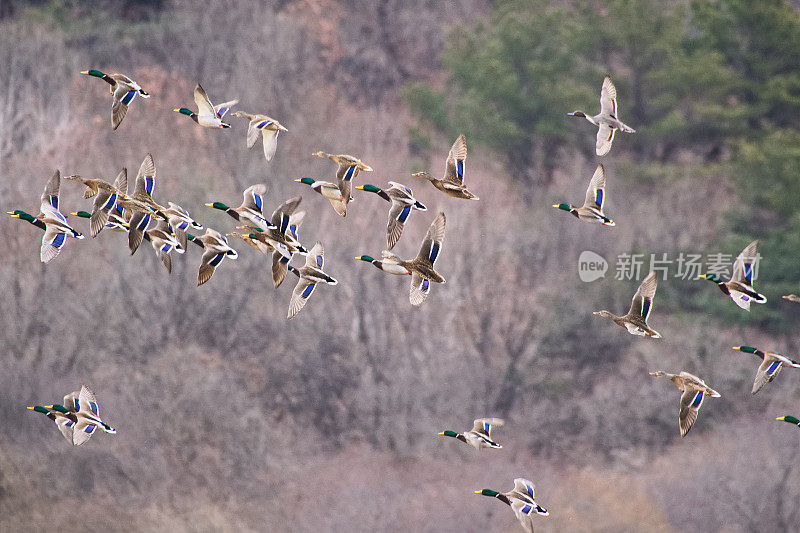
left=520, top=504, right=532, bottom=515
left=301, top=283, right=315, bottom=298
left=767, top=361, right=781, bottom=375
left=404, top=186, right=413, bottom=195
left=52, top=233, right=66, bottom=248
left=209, top=252, right=225, bottom=267
left=253, top=193, right=263, bottom=211
left=50, top=196, right=59, bottom=209
left=641, top=298, right=651, bottom=320
left=525, top=483, right=535, bottom=498
left=144, top=177, right=154, bottom=195
left=73, top=398, right=80, bottom=411
left=280, top=214, right=290, bottom=234
left=256, top=120, right=269, bottom=129
left=429, top=243, right=440, bottom=263
left=102, top=193, right=117, bottom=209
left=398, top=206, right=411, bottom=223
left=121, top=91, right=136, bottom=105
left=421, top=279, right=430, bottom=291
left=136, top=214, right=151, bottom=231
left=456, top=159, right=464, bottom=179
left=344, top=166, right=356, bottom=181
left=84, top=424, right=97, bottom=434
left=161, top=243, right=172, bottom=252
left=484, top=422, right=490, bottom=434
left=315, top=255, right=323, bottom=268
left=289, top=224, right=298, bottom=239
left=744, top=263, right=753, bottom=283
left=596, top=189, right=604, bottom=209
left=691, top=391, right=703, bottom=408
left=65, top=420, right=75, bottom=428
left=178, top=221, right=188, bottom=230
left=89, top=401, right=99, bottom=416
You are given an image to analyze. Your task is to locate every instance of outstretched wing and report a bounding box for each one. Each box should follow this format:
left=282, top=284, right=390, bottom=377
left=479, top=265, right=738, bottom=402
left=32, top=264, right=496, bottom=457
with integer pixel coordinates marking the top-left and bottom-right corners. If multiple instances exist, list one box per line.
left=596, top=122, right=615, bottom=156
left=409, top=273, right=431, bottom=306
left=72, top=418, right=98, bottom=446
left=732, top=240, right=758, bottom=285
left=198, top=248, right=225, bottom=286
left=77, top=385, right=100, bottom=417
left=471, top=418, right=504, bottom=438
left=134, top=153, right=156, bottom=197
left=444, top=134, right=467, bottom=185
left=40, top=223, right=68, bottom=263
left=288, top=278, right=316, bottom=318
left=415, top=212, right=446, bottom=264
left=753, top=357, right=782, bottom=394
left=262, top=129, right=280, bottom=162
left=113, top=167, right=128, bottom=194
left=241, top=184, right=268, bottom=214
left=304, top=241, right=324, bottom=269
left=214, top=99, right=238, bottom=119
left=90, top=189, right=120, bottom=237
left=600, top=76, right=618, bottom=118
left=386, top=201, right=412, bottom=250
left=41, top=170, right=61, bottom=210
left=193, top=84, right=216, bottom=117
left=583, top=164, right=606, bottom=211
left=111, top=85, right=133, bottom=130
left=270, top=196, right=302, bottom=234
left=678, top=388, right=703, bottom=437
left=510, top=500, right=536, bottom=533
left=628, top=271, right=657, bottom=321
left=513, top=478, right=537, bottom=500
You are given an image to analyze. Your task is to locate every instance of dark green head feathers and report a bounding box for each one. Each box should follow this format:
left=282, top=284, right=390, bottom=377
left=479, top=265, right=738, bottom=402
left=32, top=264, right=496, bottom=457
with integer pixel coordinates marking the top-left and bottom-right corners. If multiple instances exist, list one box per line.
left=355, top=255, right=375, bottom=263
left=295, top=177, right=316, bottom=186
left=205, top=202, right=230, bottom=211
left=81, top=69, right=106, bottom=78
left=358, top=184, right=382, bottom=194
left=734, top=346, right=758, bottom=354
left=8, top=210, right=36, bottom=222
left=777, top=415, right=800, bottom=426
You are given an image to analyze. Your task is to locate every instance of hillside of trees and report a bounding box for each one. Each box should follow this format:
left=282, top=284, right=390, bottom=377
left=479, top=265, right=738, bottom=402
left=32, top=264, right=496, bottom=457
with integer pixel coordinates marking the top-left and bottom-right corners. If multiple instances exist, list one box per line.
left=1, top=1, right=799, bottom=531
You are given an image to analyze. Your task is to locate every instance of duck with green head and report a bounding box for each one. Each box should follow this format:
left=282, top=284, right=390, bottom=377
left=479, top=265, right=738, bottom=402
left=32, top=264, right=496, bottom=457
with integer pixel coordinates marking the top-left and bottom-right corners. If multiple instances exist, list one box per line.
left=438, top=418, right=504, bottom=449
left=356, top=182, right=427, bottom=249
left=295, top=177, right=348, bottom=217
left=475, top=478, right=549, bottom=533
left=777, top=416, right=800, bottom=427
left=174, top=84, right=237, bottom=129
left=312, top=151, right=373, bottom=209
left=552, top=164, right=615, bottom=226
left=568, top=76, right=635, bottom=156
left=699, top=240, right=767, bottom=310
left=205, top=184, right=276, bottom=231
left=29, top=385, right=116, bottom=446
left=27, top=405, right=77, bottom=444
left=593, top=271, right=661, bottom=338
left=14, top=170, right=85, bottom=263
left=81, top=68, right=150, bottom=130
left=412, top=134, right=478, bottom=200
left=732, top=346, right=800, bottom=394
left=355, top=211, right=446, bottom=306
left=196, top=229, right=239, bottom=286
left=287, top=242, right=338, bottom=319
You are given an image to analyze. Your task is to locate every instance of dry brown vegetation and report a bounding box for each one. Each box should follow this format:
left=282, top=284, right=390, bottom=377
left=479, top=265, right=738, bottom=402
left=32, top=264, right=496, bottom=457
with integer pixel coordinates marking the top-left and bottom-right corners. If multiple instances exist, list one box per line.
left=1, top=1, right=799, bottom=532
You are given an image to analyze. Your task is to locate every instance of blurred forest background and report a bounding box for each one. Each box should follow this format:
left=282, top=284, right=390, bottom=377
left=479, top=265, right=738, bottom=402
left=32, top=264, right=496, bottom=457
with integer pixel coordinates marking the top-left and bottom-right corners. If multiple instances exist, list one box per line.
left=1, top=0, right=800, bottom=531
